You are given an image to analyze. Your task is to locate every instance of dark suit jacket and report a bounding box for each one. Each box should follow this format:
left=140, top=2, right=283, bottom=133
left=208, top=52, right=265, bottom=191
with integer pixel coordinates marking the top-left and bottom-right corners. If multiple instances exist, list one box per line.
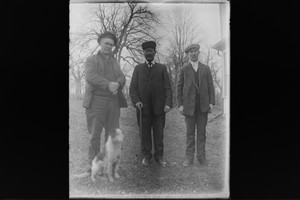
left=82, top=52, right=127, bottom=109
left=177, top=62, right=215, bottom=116
left=129, top=62, right=172, bottom=115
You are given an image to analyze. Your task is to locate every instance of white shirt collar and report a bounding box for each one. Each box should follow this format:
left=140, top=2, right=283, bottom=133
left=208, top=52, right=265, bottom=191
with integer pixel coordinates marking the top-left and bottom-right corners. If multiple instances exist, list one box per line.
left=189, top=61, right=199, bottom=71
left=146, top=61, right=155, bottom=68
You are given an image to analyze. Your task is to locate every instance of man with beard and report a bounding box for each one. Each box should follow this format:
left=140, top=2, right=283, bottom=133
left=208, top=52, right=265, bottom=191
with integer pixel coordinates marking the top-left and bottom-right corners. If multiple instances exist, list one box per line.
left=129, top=41, right=172, bottom=167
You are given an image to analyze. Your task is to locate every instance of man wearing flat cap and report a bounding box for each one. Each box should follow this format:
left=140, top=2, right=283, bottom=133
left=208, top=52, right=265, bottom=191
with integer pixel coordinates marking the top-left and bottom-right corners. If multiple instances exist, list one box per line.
left=177, top=43, right=215, bottom=167
left=129, top=41, right=172, bottom=167
left=82, top=31, right=127, bottom=174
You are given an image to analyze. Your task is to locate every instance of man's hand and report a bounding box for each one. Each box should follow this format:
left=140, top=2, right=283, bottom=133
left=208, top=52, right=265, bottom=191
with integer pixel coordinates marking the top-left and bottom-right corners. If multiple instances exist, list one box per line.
left=179, top=106, right=184, bottom=115
left=136, top=102, right=143, bottom=110
left=209, top=104, right=214, bottom=113
left=108, top=82, right=120, bottom=95
left=164, top=105, right=171, bottom=113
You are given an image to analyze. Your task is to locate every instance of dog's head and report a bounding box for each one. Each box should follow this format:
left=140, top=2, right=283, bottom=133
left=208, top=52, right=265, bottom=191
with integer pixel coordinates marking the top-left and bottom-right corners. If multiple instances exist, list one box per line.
left=110, top=128, right=124, bottom=143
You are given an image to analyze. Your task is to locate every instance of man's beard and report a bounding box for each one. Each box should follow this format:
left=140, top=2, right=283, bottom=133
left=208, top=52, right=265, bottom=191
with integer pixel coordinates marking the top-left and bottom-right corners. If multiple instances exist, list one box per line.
left=146, top=57, right=154, bottom=62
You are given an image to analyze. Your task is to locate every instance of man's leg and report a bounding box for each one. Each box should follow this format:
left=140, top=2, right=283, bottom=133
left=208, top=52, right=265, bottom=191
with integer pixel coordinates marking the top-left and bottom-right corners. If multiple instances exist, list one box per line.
left=136, top=110, right=152, bottom=160
left=88, top=116, right=105, bottom=164
left=87, top=98, right=107, bottom=166
left=185, top=115, right=197, bottom=162
left=153, top=113, right=166, bottom=161
left=196, top=111, right=208, bottom=164
left=105, top=98, right=121, bottom=142
left=86, top=109, right=93, bottom=135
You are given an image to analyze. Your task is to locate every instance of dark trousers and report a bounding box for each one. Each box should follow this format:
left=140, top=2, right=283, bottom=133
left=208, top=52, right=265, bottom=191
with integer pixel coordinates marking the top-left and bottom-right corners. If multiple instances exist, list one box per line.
left=185, top=96, right=208, bottom=161
left=137, top=109, right=165, bottom=160
left=85, top=96, right=120, bottom=165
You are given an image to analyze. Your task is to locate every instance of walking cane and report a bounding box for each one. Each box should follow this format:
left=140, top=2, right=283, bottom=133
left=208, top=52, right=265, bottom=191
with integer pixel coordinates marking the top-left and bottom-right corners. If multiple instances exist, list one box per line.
left=139, top=106, right=143, bottom=159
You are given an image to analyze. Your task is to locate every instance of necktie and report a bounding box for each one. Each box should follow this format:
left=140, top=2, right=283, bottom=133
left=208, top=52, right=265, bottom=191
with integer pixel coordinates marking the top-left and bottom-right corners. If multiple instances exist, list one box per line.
left=148, top=62, right=153, bottom=68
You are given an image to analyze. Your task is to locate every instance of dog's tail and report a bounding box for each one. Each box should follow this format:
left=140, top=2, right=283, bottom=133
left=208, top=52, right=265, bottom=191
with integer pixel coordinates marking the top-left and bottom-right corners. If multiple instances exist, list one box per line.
left=71, top=172, right=90, bottom=179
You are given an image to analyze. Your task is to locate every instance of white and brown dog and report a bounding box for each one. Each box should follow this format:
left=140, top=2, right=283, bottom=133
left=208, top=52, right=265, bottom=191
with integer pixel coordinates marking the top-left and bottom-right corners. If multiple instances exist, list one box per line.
left=91, top=145, right=107, bottom=182
left=91, top=128, right=124, bottom=182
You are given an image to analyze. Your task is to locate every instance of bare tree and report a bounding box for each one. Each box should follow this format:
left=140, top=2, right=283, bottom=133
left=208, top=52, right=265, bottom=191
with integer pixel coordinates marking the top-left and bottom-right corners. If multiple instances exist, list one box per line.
left=74, top=3, right=160, bottom=64
left=163, top=6, right=204, bottom=106
left=69, top=33, right=89, bottom=99
left=70, top=3, right=160, bottom=97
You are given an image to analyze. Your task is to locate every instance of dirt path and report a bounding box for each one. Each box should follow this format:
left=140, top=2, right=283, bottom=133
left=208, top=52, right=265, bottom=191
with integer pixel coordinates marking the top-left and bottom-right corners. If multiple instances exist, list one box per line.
left=69, top=99, right=227, bottom=198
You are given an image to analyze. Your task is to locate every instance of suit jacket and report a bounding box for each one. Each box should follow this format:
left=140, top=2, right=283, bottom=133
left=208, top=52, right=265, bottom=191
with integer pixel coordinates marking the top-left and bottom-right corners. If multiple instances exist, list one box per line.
left=177, top=62, right=215, bottom=116
left=129, top=62, right=172, bottom=115
left=82, top=52, right=127, bottom=109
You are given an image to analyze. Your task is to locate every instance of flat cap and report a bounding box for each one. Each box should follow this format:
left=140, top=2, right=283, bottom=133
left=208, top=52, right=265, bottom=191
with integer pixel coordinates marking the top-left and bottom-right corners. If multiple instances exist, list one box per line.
left=142, top=41, right=156, bottom=50
left=97, top=31, right=118, bottom=45
left=184, top=44, right=200, bottom=53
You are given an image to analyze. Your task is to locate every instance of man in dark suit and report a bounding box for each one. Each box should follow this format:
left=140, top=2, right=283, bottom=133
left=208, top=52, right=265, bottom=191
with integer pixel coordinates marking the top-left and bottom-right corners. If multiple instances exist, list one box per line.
left=177, top=44, right=215, bottom=167
left=82, top=31, right=127, bottom=174
left=129, top=41, right=172, bottom=167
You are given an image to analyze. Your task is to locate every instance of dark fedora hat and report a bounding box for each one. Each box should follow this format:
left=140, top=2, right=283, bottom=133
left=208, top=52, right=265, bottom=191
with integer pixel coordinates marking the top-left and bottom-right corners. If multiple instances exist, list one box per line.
left=97, top=31, right=118, bottom=45
left=184, top=44, right=200, bottom=53
left=142, top=41, right=156, bottom=50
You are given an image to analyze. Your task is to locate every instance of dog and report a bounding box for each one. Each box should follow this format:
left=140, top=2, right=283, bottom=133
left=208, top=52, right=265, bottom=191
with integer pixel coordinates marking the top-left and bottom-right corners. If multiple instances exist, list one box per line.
left=106, top=128, right=124, bottom=182
left=91, top=145, right=107, bottom=182
left=91, top=128, right=124, bottom=182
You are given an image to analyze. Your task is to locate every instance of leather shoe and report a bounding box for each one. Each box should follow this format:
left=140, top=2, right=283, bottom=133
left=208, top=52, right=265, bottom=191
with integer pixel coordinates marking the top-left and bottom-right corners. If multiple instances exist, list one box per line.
left=183, top=159, right=193, bottom=167
left=142, top=157, right=150, bottom=166
left=155, top=158, right=167, bottom=167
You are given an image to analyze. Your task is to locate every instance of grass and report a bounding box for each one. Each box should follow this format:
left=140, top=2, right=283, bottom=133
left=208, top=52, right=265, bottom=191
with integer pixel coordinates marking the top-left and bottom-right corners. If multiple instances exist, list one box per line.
left=69, top=98, right=228, bottom=198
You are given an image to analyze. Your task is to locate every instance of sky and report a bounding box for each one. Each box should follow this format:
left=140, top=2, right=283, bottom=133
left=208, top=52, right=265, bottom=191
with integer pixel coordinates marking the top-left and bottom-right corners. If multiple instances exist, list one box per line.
left=149, top=3, right=222, bottom=45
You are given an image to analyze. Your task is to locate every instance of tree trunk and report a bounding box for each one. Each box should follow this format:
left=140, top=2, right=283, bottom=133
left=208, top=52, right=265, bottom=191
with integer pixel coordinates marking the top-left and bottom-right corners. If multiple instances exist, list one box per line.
left=75, top=79, right=82, bottom=99
left=167, top=65, right=176, bottom=107
left=174, top=63, right=179, bottom=92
